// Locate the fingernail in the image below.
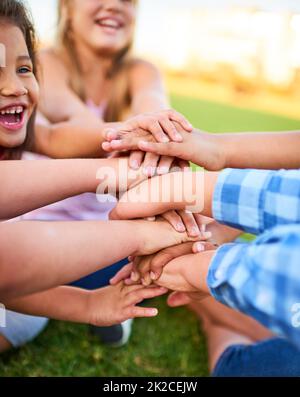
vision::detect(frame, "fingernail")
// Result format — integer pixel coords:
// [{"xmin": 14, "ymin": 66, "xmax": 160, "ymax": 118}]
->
[
  {"xmin": 157, "ymin": 167, "xmax": 168, "ymax": 175},
  {"xmin": 191, "ymin": 227, "xmax": 200, "ymax": 236},
  {"xmin": 203, "ymin": 231, "xmax": 212, "ymax": 239},
  {"xmin": 130, "ymin": 160, "xmax": 139, "ymax": 170},
  {"xmin": 201, "ymin": 224, "xmax": 206, "ymax": 233},
  {"xmin": 110, "ymin": 140, "xmax": 120, "ymax": 148},
  {"xmin": 150, "ymin": 309, "xmax": 158, "ymax": 316},
  {"xmin": 105, "ymin": 129, "xmax": 117, "ymax": 139},
  {"xmin": 195, "ymin": 242, "xmax": 205, "ymax": 252},
  {"xmin": 150, "ymin": 271, "xmax": 157, "ymax": 280},
  {"xmin": 175, "ymin": 133, "xmax": 183, "ymax": 141},
  {"xmin": 176, "ymin": 222, "xmax": 186, "ymax": 232},
  {"xmin": 143, "ymin": 167, "xmax": 155, "ymax": 177},
  {"xmin": 147, "ymin": 217, "xmax": 156, "ymax": 222},
  {"xmin": 161, "ymin": 136, "xmax": 170, "ymax": 143},
  {"xmin": 131, "ymin": 272, "xmax": 138, "ymax": 281}
]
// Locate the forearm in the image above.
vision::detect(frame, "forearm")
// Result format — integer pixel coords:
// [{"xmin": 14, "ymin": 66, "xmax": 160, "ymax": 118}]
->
[
  {"xmin": 0, "ymin": 157, "xmax": 130, "ymax": 219},
  {"xmin": 0, "ymin": 220, "xmax": 140, "ymax": 300},
  {"xmin": 34, "ymin": 121, "xmax": 112, "ymax": 159},
  {"xmin": 207, "ymin": 224, "xmax": 300, "ymax": 348},
  {"xmin": 219, "ymin": 131, "xmax": 300, "ymax": 169},
  {"xmin": 131, "ymin": 91, "xmax": 169, "ymax": 115},
  {"xmin": 112, "ymin": 170, "xmax": 218, "ymax": 220},
  {"xmin": 4, "ymin": 286, "xmax": 90, "ymax": 324}
]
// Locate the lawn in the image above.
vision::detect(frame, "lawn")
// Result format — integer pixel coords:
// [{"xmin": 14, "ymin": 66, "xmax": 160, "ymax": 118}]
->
[{"xmin": 1, "ymin": 95, "xmax": 300, "ymax": 377}]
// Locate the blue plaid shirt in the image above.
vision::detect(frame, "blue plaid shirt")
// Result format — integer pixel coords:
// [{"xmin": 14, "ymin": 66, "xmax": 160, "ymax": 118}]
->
[{"xmin": 208, "ymin": 168, "xmax": 300, "ymax": 348}]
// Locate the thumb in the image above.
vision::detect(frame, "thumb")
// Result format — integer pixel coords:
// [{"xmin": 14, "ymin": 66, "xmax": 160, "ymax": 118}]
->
[
  {"xmin": 167, "ymin": 291, "xmax": 192, "ymax": 307},
  {"xmin": 192, "ymin": 241, "xmax": 217, "ymax": 253},
  {"xmin": 138, "ymin": 141, "xmax": 174, "ymax": 157}
]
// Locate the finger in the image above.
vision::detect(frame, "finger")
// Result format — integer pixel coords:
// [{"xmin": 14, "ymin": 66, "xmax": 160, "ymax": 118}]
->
[
  {"xmin": 131, "ymin": 257, "xmax": 142, "ymax": 282},
  {"xmin": 107, "ymin": 139, "xmax": 136, "ymax": 152},
  {"xmin": 167, "ymin": 291, "xmax": 192, "ymax": 307},
  {"xmin": 124, "ymin": 277, "xmax": 138, "ymax": 285},
  {"xmin": 104, "ymin": 129, "xmax": 120, "ymax": 141},
  {"xmin": 138, "ymin": 140, "xmax": 174, "ymax": 157},
  {"xmin": 178, "ymin": 160, "xmax": 190, "ymax": 171},
  {"xmin": 129, "ymin": 150, "xmax": 144, "ymax": 170},
  {"xmin": 110, "ymin": 263, "xmax": 134, "ymax": 285},
  {"xmin": 127, "ymin": 286, "xmax": 168, "ymax": 306},
  {"xmin": 159, "ymin": 118, "xmax": 182, "ymax": 142},
  {"xmin": 146, "ymin": 120, "xmax": 170, "ymax": 143},
  {"xmin": 125, "ymin": 306, "xmax": 158, "ymax": 319},
  {"xmin": 167, "ymin": 110, "xmax": 193, "ymax": 132},
  {"xmin": 143, "ymin": 152, "xmax": 160, "ymax": 177},
  {"xmin": 157, "ymin": 156, "xmax": 174, "ymax": 175},
  {"xmin": 193, "ymin": 214, "xmax": 213, "ymax": 240},
  {"xmin": 102, "ymin": 141, "xmax": 115, "ymax": 153},
  {"xmin": 192, "ymin": 241, "xmax": 217, "ymax": 253},
  {"xmin": 141, "ymin": 272, "xmax": 152, "ymax": 286},
  {"xmin": 178, "ymin": 210, "xmax": 201, "ymax": 237},
  {"xmin": 150, "ymin": 242, "xmax": 194, "ymax": 281},
  {"xmin": 161, "ymin": 210, "xmax": 186, "ymax": 233}
]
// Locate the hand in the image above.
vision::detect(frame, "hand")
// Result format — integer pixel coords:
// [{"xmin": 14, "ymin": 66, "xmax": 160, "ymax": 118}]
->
[
  {"xmin": 110, "ymin": 241, "xmax": 216, "ymax": 287},
  {"xmin": 87, "ymin": 283, "xmax": 168, "ymax": 327},
  {"xmin": 103, "ymin": 121, "xmax": 225, "ymax": 171},
  {"xmin": 154, "ymin": 249, "xmax": 216, "ymax": 297},
  {"xmin": 102, "ymin": 109, "xmax": 193, "ymax": 147},
  {"xmin": 161, "ymin": 211, "xmax": 213, "ymax": 238},
  {"xmin": 109, "ymin": 171, "xmax": 218, "ymax": 220},
  {"xmin": 134, "ymin": 217, "xmax": 203, "ymax": 257},
  {"xmin": 102, "ymin": 110, "xmax": 193, "ymax": 174}
]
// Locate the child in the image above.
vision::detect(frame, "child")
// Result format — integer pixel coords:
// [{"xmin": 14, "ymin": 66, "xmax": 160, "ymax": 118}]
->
[
  {"xmin": 0, "ymin": 0, "xmax": 199, "ymax": 352},
  {"xmin": 107, "ymin": 124, "xmax": 300, "ymax": 375}
]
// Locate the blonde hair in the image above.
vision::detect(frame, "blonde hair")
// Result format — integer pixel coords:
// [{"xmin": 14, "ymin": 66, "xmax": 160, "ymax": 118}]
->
[{"xmin": 56, "ymin": 0, "xmax": 137, "ymax": 122}]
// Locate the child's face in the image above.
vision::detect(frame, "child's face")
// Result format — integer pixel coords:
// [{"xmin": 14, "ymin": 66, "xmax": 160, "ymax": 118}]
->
[
  {"xmin": 0, "ymin": 24, "xmax": 39, "ymax": 150},
  {"xmin": 71, "ymin": 0, "xmax": 136, "ymax": 56}
]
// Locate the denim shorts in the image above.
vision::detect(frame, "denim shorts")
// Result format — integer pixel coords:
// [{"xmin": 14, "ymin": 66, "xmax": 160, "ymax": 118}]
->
[
  {"xmin": 213, "ymin": 338, "xmax": 300, "ymax": 377},
  {"xmin": 0, "ymin": 310, "xmax": 48, "ymax": 348}
]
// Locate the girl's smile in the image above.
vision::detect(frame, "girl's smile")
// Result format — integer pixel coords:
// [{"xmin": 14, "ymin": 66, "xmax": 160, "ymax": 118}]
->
[
  {"xmin": 0, "ymin": 103, "xmax": 28, "ymax": 132},
  {"xmin": 0, "ymin": 24, "xmax": 39, "ymax": 149}
]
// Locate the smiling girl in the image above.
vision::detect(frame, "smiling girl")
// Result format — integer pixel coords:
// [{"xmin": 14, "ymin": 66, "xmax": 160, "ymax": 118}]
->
[{"xmin": 0, "ymin": 0, "xmax": 199, "ymax": 354}]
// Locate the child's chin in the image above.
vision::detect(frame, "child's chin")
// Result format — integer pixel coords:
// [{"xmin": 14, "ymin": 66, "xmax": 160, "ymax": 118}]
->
[{"xmin": 0, "ymin": 129, "xmax": 27, "ymax": 150}]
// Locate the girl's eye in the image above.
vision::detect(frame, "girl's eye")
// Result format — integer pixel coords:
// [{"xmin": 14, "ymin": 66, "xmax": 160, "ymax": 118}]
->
[{"xmin": 17, "ymin": 66, "xmax": 32, "ymax": 74}]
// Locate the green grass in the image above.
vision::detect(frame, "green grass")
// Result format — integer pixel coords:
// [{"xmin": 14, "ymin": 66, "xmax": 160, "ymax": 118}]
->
[{"xmin": 1, "ymin": 95, "xmax": 300, "ymax": 377}]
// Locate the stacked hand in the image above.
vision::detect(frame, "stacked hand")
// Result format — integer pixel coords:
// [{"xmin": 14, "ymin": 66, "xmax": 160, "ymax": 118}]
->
[{"xmin": 101, "ymin": 109, "xmax": 240, "ymax": 307}]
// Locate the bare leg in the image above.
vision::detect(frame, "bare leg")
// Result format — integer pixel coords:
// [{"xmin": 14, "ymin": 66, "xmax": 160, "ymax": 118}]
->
[
  {"xmin": 0, "ymin": 335, "xmax": 12, "ymax": 353},
  {"xmin": 189, "ymin": 297, "xmax": 273, "ymax": 342},
  {"xmin": 201, "ymin": 313, "xmax": 252, "ymax": 372}
]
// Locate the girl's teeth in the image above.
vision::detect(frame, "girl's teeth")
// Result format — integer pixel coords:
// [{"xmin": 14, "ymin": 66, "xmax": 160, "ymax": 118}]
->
[{"xmin": 0, "ymin": 106, "xmax": 24, "ymax": 115}]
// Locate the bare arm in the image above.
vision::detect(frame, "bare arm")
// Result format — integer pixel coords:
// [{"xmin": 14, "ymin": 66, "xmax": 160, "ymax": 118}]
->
[
  {"xmin": 0, "ymin": 157, "xmax": 144, "ymax": 220},
  {"xmin": 33, "ymin": 121, "xmax": 120, "ymax": 159},
  {"xmin": 3, "ymin": 283, "xmax": 166, "ymax": 326},
  {"xmin": 0, "ymin": 218, "xmax": 197, "ymax": 300},
  {"xmin": 129, "ymin": 60, "xmax": 169, "ymax": 114}
]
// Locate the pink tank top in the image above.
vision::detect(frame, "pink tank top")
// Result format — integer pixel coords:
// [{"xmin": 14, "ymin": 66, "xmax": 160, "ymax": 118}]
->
[{"xmin": 22, "ymin": 101, "xmax": 117, "ymax": 222}]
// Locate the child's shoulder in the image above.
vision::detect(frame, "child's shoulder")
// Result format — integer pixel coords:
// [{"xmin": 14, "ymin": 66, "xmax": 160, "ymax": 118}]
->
[{"xmin": 38, "ymin": 47, "xmax": 68, "ymax": 75}]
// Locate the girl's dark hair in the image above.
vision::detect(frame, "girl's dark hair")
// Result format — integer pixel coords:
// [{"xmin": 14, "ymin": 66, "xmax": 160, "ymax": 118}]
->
[{"xmin": 0, "ymin": 0, "xmax": 37, "ymax": 160}]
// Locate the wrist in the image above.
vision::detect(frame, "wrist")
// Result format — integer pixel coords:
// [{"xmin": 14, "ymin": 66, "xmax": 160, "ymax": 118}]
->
[
  {"xmin": 184, "ymin": 251, "xmax": 215, "ymax": 294},
  {"xmin": 217, "ymin": 134, "xmax": 237, "ymax": 169},
  {"xmin": 203, "ymin": 171, "xmax": 219, "ymax": 217}
]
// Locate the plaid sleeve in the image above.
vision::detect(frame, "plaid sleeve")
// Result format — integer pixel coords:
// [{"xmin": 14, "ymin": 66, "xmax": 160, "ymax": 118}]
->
[
  {"xmin": 213, "ymin": 168, "xmax": 300, "ymax": 234},
  {"xmin": 207, "ymin": 224, "xmax": 300, "ymax": 349}
]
